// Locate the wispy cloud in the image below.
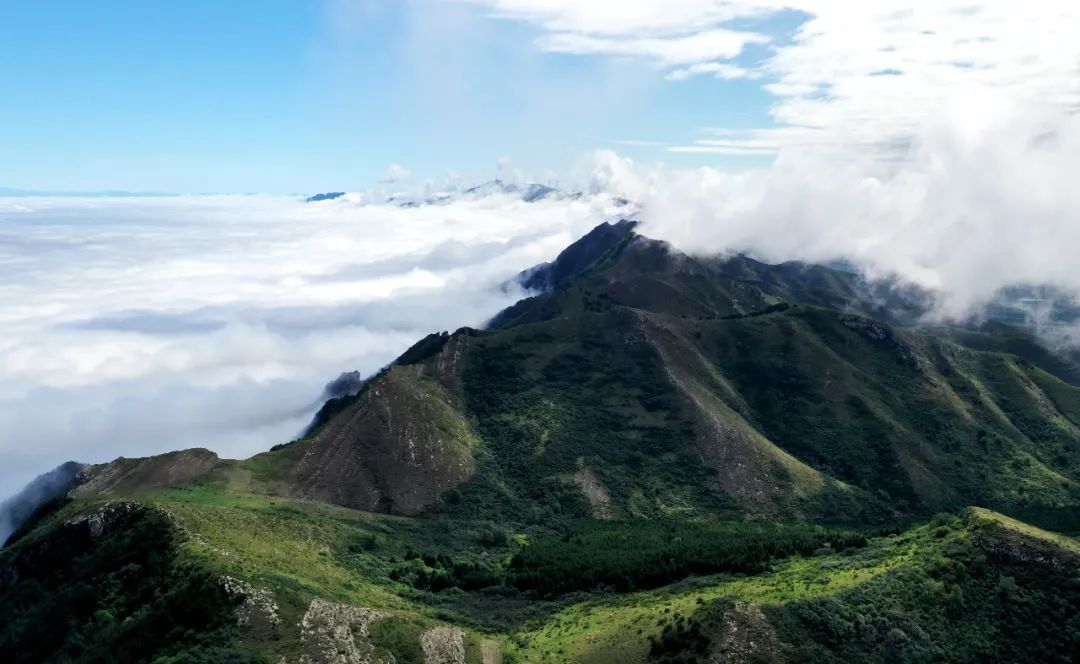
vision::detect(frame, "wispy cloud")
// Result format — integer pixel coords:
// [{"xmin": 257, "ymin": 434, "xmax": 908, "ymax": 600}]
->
[
  {"xmin": 457, "ymin": 1, "xmax": 1080, "ymax": 163},
  {"xmin": 665, "ymin": 61, "xmax": 757, "ymax": 81},
  {"xmin": 536, "ymin": 28, "xmax": 767, "ymax": 67},
  {"xmin": 379, "ymin": 163, "xmax": 413, "ymax": 183},
  {"xmin": 615, "ymin": 139, "xmax": 667, "ymax": 148}
]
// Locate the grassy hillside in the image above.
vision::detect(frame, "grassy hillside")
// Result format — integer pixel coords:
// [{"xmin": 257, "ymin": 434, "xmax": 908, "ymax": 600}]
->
[{"xmin": 4, "ymin": 489, "xmax": 1077, "ymax": 663}]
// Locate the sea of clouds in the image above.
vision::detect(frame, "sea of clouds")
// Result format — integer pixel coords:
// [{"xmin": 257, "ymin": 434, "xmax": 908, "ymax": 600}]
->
[{"xmin": 0, "ymin": 192, "xmax": 623, "ymax": 498}]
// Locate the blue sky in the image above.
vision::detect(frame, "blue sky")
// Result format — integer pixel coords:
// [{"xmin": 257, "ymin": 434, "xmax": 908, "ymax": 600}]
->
[
  {"xmin": 3, "ymin": 1, "xmax": 1076, "ymax": 194},
  {"xmin": 0, "ymin": 1, "xmax": 789, "ymax": 193}
]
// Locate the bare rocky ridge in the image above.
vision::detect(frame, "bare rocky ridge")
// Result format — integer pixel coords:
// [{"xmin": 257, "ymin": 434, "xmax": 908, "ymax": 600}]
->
[
  {"xmin": 74, "ymin": 449, "xmax": 226, "ymax": 497},
  {"xmin": 280, "ymin": 331, "xmax": 477, "ymax": 514}
]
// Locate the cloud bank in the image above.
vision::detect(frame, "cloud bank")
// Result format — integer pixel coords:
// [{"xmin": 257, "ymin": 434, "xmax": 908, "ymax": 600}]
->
[
  {"xmin": 595, "ymin": 97, "xmax": 1080, "ymax": 320},
  {"xmin": 0, "ymin": 193, "xmax": 621, "ymax": 499},
  {"xmin": 460, "ymin": 0, "xmax": 1080, "ymax": 322}
]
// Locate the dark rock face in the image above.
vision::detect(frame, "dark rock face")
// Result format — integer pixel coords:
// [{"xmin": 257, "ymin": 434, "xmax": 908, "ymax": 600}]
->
[
  {"xmin": 66, "ymin": 502, "xmax": 141, "ymax": 539},
  {"xmin": 971, "ymin": 519, "xmax": 1080, "ymax": 570},
  {"xmin": 840, "ymin": 313, "xmax": 892, "ymax": 341}
]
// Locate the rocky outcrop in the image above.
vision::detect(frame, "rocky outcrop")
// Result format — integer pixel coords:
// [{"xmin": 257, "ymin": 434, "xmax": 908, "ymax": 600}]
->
[
  {"xmin": 298, "ymin": 599, "xmax": 391, "ymax": 664},
  {"xmin": 571, "ymin": 467, "xmax": 613, "ymax": 519},
  {"xmin": 420, "ymin": 626, "xmax": 466, "ymax": 664},
  {"xmin": 709, "ymin": 603, "xmax": 783, "ymax": 664},
  {"xmin": 219, "ymin": 576, "xmax": 281, "ymax": 630},
  {"xmin": 66, "ymin": 501, "xmax": 141, "ymax": 538},
  {"xmin": 968, "ymin": 511, "xmax": 1080, "ymax": 570},
  {"xmin": 838, "ymin": 314, "xmax": 918, "ymax": 366}
]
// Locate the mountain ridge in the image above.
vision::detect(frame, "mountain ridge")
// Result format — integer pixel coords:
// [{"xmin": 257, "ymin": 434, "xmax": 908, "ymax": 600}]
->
[{"xmin": 36, "ymin": 219, "xmax": 1080, "ymax": 529}]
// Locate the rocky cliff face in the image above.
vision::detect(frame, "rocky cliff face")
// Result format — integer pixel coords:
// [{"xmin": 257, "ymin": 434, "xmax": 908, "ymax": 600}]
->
[{"xmin": 277, "ymin": 330, "xmax": 478, "ymax": 515}]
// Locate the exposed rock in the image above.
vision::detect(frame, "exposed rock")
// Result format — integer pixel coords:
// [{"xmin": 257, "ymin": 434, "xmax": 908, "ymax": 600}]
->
[
  {"xmin": 66, "ymin": 501, "xmax": 140, "ymax": 539},
  {"xmin": 220, "ymin": 576, "xmax": 281, "ymax": 630},
  {"xmin": 709, "ymin": 603, "xmax": 783, "ymax": 664},
  {"xmin": 969, "ymin": 517, "xmax": 1080, "ymax": 570},
  {"xmin": 420, "ymin": 626, "xmax": 466, "ymax": 664},
  {"xmin": 839, "ymin": 313, "xmax": 891, "ymax": 341},
  {"xmin": 299, "ymin": 599, "xmax": 391, "ymax": 664},
  {"xmin": 571, "ymin": 467, "xmax": 613, "ymax": 519},
  {"xmin": 839, "ymin": 313, "xmax": 919, "ymax": 367}
]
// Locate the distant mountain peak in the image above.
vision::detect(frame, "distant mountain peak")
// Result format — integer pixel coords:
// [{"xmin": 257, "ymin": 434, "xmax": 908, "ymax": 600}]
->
[{"xmin": 304, "ymin": 191, "xmax": 346, "ymax": 202}]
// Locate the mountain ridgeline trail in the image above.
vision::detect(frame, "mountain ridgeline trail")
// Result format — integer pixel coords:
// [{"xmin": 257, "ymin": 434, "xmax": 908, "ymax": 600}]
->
[{"xmin": 4, "ymin": 220, "xmax": 1080, "ymax": 663}]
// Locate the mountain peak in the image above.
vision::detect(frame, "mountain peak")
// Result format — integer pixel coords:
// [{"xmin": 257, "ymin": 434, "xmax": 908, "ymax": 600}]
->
[{"xmin": 518, "ymin": 219, "xmax": 640, "ymax": 293}]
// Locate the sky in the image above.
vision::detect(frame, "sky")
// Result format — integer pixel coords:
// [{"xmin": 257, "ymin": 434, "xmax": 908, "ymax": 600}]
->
[
  {"xmin": 2, "ymin": 1, "xmax": 1080, "ymax": 497},
  {"xmin": 1, "ymin": 0, "xmax": 788, "ymax": 193}
]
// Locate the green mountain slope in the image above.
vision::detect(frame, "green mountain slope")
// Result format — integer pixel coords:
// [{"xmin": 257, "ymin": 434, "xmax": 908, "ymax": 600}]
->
[
  {"xmin": 239, "ymin": 221, "xmax": 1080, "ymax": 525},
  {"xmin": 5, "ymin": 221, "xmax": 1080, "ymax": 662}
]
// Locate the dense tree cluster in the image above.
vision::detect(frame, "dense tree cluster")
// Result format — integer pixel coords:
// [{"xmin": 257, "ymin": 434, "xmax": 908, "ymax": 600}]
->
[
  {"xmin": 0, "ymin": 507, "xmax": 253, "ymax": 663},
  {"xmin": 507, "ymin": 520, "xmax": 867, "ymax": 597}
]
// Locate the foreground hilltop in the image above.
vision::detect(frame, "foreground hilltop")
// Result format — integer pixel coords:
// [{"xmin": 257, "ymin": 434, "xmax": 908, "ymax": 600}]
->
[{"xmin": 3, "ymin": 221, "xmax": 1080, "ymax": 663}]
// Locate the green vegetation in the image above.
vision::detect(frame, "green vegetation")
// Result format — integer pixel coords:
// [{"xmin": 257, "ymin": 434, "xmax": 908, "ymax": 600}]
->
[
  {"xmin": 0, "ymin": 505, "xmax": 255, "ymax": 664},
  {"xmin": 369, "ymin": 616, "xmax": 427, "ymax": 664},
  {"xmin": 764, "ymin": 513, "xmax": 1080, "ymax": 663},
  {"xmin": 507, "ymin": 520, "xmax": 868, "ymax": 596},
  {"xmin": 452, "ymin": 309, "xmax": 714, "ymax": 525}
]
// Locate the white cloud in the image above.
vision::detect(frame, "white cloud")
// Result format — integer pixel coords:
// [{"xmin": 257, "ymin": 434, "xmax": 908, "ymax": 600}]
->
[
  {"xmin": 0, "ymin": 193, "xmax": 622, "ymax": 498},
  {"xmin": 665, "ymin": 61, "xmax": 756, "ymax": 81},
  {"xmin": 480, "ymin": 1, "xmax": 1080, "ymax": 331},
  {"xmin": 459, "ymin": 0, "xmax": 775, "ymax": 70},
  {"xmin": 462, "ymin": 0, "xmax": 774, "ymax": 37},
  {"xmin": 458, "ymin": 1, "xmax": 1080, "ymax": 165},
  {"xmin": 592, "ymin": 95, "xmax": 1080, "ymax": 319}
]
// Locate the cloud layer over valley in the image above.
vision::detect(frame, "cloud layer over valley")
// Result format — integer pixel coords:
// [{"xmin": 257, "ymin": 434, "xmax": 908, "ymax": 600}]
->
[{"xmin": 0, "ymin": 193, "xmax": 621, "ymax": 498}]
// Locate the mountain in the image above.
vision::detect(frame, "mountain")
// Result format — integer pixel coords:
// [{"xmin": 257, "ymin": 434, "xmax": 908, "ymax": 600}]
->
[
  {"xmin": 308, "ymin": 179, "xmax": 577, "ymax": 209},
  {"xmin": 305, "ymin": 191, "xmax": 346, "ymax": 202},
  {"xmin": 3, "ymin": 222, "xmax": 1080, "ymax": 663}
]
